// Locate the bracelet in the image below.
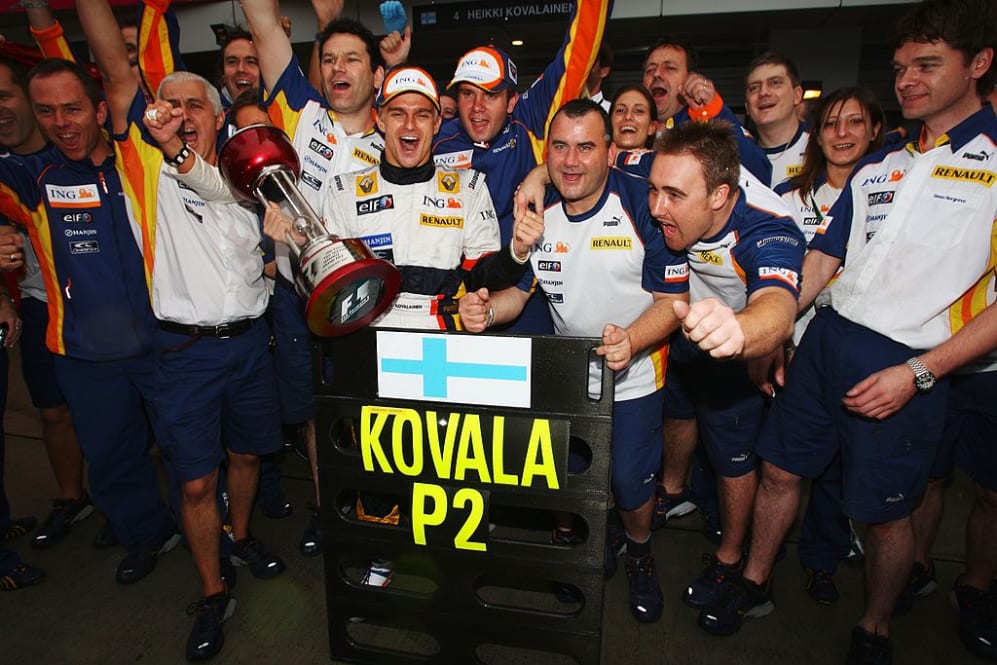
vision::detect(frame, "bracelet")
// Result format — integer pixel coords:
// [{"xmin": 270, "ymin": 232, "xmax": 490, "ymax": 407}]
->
[
  {"xmin": 486, "ymin": 306, "xmax": 495, "ymax": 329},
  {"xmin": 19, "ymin": 0, "xmax": 50, "ymax": 8},
  {"xmin": 164, "ymin": 142, "xmax": 191, "ymax": 168},
  {"xmin": 509, "ymin": 241, "xmax": 529, "ymax": 265}
]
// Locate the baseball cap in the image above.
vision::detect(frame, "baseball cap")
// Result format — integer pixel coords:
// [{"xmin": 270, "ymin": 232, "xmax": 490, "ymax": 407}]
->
[
  {"xmin": 377, "ymin": 66, "xmax": 441, "ymax": 111},
  {"xmin": 448, "ymin": 46, "xmax": 518, "ymax": 92}
]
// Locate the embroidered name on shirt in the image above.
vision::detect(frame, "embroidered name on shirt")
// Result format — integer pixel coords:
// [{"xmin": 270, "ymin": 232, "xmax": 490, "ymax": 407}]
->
[
  {"xmin": 697, "ymin": 250, "xmax": 723, "ymax": 265},
  {"xmin": 45, "ymin": 184, "xmax": 101, "ymax": 208},
  {"xmin": 353, "ymin": 148, "xmax": 379, "ymax": 165},
  {"xmin": 930, "ymin": 166, "xmax": 995, "ymax": 187},
  {"xmin": 590, "ymin": 237, "xmax": 632, "ymax": 250},
  {"xmin": 420, "ymin": 214, "xmax": 464, "ymax": 228}
]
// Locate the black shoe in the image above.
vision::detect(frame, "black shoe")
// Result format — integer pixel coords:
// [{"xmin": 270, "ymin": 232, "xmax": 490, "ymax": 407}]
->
[
  {"xmin": 624, "ymin": 551, "xmax": 664, "ymax": 623},
  {"xmin": 805, "ymin": 568, "xmax": 839, "ymax": 604},
  {"xmin": 92, "ymin": 521, "xmax": 118, "ymax": 549},
  {"xmin": 185, "ymin": 591, "xmax": 236, "ymax": 662},
  {"xmin": 845, "ymin": 626, "xmax": 892, "ymax": 665},
  {"xmin": 2, "ymin": 516, "xmax": 37, "ymax": 542},
  {"xmin": 683, "ymin": 553, "xmax": 742, "ymax": 610},
  {"xmin": 0, "ymin": 562, "xmax": 45, "ymax": 590},
  {"xmin": 697, "ymin": 574, "xmax": 774, "ymax": 636},
  {"xmin": 551, "ymin": 528, "xmax": 583, "ymax": 604},
  {"xmin": 30, "ymin": 494, "xmax": 94, "ymax": 549},
  {"xmin": 231, "ymin": 537, "xmax": 285, "ymax": 579},
  {"xmin": 604, "ymin": 509, "xmax": 626, "ymax": 580},
  {"xmin": 259, "ymin": 495, "xmax": 294, "ymax": 520},
  {"xmin": 299, "ymin": 507, "xmax": 322, "ymax": 557},
  {"xmin": 651, "ymin": 485, "xmax": 697, "ymax": 530},
  {"xmin": 951, "ymin": 579, "xmax": 997, "ymax": 661},
  {"xmin": 116, "ymin": 532, "xmax": 181, "ymax": 585}
]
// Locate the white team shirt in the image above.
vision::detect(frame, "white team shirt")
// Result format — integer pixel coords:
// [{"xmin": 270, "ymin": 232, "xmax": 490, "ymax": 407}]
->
[
  {"xmin": 153, "ymin": 154, "xmax": 268, "ymax": 325},
  {"xmin": 814, "ymin": 108, "xmax": 997, "ymax": 354}
]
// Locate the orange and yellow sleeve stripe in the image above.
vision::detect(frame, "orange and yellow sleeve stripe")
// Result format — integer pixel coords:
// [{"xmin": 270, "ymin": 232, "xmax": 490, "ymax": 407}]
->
[
  {"xmin": 30, "ymin": 22, "xmax": 75, "ymax": 61},
  {"xmin": 0, "ymin": 181, "xmax": 67, "ymax": 355},
  {"xmin": 535, "ymin": 0, "xmax": 613, "ymax": 161},
  {"xmin": 114, "ymin": 127, "xmax": 162, "ymax": 291},
  {"xmin": 138, "ymin": 0, "xmax": 183, "ymax": 95},
  {"xmin": 948, "ymin": 218, "xmax": 997, "ymax": 335}
]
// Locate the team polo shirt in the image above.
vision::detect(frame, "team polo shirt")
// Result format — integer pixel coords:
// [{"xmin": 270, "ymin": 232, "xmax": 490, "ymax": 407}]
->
[
  {"xmin": 779, "ymin": 176, "xmax": 841, "ymax": 343},
  {"xmin": 0, "ymin": 147, "xmax": 155, "ymax": 360},
  {"xmin": 322, "ymin": 162, "xmax": 500, "ymax": 330},
  {"xmin": 812, "ymin": 105, "xmax": 997, "ymax": 354},
  {"xmin": 764, "ymin": 125, "xmax": 810, "ymax": 188},
  {"xmin": 778, "ymin": 175, "xmax": 840, "ymax": 244},
  {"xmin": 519, "ymin": 169, "xmax": 689, "ymax": 401},
  {"xmin": 264, "ymin": 55, "xmax": 384, "ymax": 204},
  {"xmin": 263, "ymin": 56, "xmax": 385, "ymax": 280},
  {"xmin": 114, "ymin": 94, "xmax": 268, "ymax": 326},
  {"xmin": 687, "ymin": 185, "xmax": 804, "ymax": 308}
]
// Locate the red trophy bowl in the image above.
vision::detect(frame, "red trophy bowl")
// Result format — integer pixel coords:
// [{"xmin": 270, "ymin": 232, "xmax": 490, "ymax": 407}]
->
[{"xmin": 219, "ymin": 124, "xmax": 400, "ymax": 337}]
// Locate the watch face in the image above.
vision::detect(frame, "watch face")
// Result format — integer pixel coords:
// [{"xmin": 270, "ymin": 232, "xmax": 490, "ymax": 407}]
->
[{"xmin": 915, "ymin": 373, "xmax": 935, "ymax": 391}]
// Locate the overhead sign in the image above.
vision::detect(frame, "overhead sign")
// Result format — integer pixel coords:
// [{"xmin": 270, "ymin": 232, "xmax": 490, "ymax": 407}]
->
[{"xmin": 413, "ymin": 1, "xmax": 574, "ymax": 28}]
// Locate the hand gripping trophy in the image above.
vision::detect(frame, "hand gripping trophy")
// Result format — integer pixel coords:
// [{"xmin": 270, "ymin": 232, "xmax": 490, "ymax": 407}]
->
[{"xmin": 219, "ymin": 125, "xmax": 400, "ymax": 336}]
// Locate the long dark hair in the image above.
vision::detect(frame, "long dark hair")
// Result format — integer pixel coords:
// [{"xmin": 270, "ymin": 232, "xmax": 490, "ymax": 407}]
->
[{"xmin": 791, "ymin": 87, "xmax": 885, "ymax": 197}]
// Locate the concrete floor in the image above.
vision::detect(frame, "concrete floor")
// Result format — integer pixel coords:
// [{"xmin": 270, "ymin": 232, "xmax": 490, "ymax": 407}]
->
[{"xmin": 0, "ymin": 345, "xmax": 984, "ymax": 665}]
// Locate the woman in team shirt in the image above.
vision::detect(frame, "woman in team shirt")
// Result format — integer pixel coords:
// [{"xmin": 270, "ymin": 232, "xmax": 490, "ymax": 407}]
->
[{"xmin": 610, "ymin": 85, "xmax": 659, "ymax": 150}]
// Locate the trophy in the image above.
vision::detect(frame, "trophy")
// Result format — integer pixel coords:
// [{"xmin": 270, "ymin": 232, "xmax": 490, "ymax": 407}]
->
[{"xmin": 219, "ymin": 124, "xmax": 400, "ymax": 337}]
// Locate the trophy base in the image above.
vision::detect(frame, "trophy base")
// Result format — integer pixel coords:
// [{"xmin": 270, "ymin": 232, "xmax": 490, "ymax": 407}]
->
[{"xmin": 299, "ymin": 238, "xmax": 401, "ymax": 337}]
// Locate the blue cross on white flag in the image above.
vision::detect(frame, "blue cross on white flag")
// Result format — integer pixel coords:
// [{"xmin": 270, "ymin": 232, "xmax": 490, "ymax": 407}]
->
[{"xmin": 376, "ymin": 331, "xmax": 532, "ymax": 408}]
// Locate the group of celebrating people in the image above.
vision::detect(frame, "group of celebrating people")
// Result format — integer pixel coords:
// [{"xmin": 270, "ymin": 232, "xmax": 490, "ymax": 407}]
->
[{"xmin": 0, "ymin": 0, "xmax": 994, "ymax": 663}]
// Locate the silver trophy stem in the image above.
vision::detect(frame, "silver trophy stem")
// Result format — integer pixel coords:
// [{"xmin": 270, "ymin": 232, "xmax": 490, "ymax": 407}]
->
[{"xmin": 252, "ymin": 168, "xmax": 329, "ymax": 256}]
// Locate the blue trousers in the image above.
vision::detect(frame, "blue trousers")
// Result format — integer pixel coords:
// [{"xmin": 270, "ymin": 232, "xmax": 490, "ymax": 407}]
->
[{"xmin": 53, "ymin": 353, "xmax": 174, "ymax": 552}]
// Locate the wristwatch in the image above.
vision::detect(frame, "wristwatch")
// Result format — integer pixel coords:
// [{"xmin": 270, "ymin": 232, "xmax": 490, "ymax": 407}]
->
[{"xmin": 905, "ymin": 357, "xmax": 936, "ymax": 392}]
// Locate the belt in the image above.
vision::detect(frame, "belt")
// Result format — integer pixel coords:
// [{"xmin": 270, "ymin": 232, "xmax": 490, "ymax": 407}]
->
[{"xmin": 157, "ymin": 318, "xmax": 256, "ymax": 339}]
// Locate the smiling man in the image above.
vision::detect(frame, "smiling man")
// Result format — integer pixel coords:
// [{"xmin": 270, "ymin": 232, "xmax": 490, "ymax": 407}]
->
[
  {"xmin": 744, "ymin": 52, "xmax": 809, "ymax": 188},
  {"xmin": 702, "ymin": 2, "xmax": 997, "ymax": 664},
  {"xmin": 643, "ymin": 120, "xmax": 803, "ymax": 622},
  {"xmin": 459, "ymin": 99, "xmax": 690, "ymax": 624},
  {"xmin": 0, "ymin": 57, "xmax": 180, "ymax": 592},
  {"xmin": 639, "ymin": 37, "xmax": 772, "ymax": 185}
]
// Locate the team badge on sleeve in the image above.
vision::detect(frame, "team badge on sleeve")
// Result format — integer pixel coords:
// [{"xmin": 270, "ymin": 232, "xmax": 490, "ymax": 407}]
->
[{"xmin": 758, "ymin": 266, "xmax": 800, "ymax": 289}]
